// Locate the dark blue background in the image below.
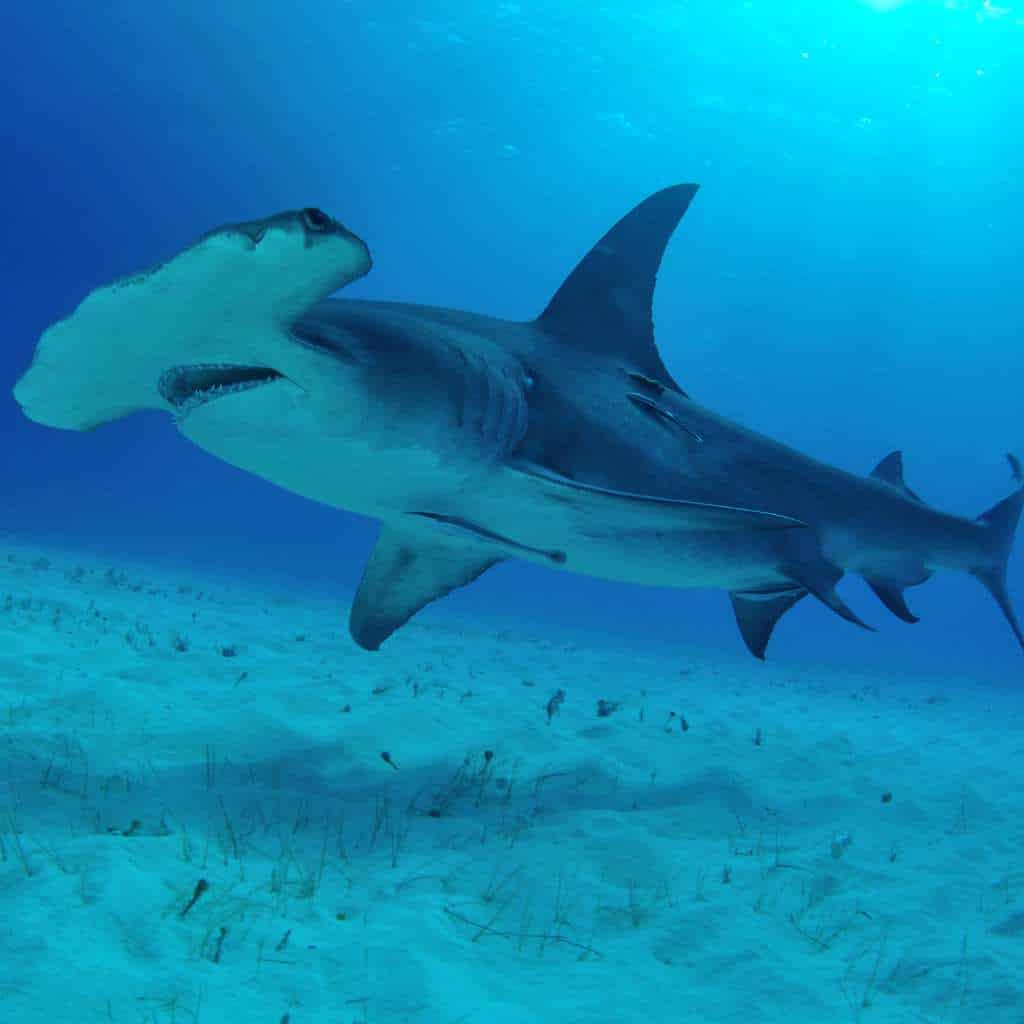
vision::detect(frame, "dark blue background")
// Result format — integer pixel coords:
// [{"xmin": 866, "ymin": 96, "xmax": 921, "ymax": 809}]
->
[{"xmin": 3, "ymin": 1, "xmax": 1022, "ymax": 677}]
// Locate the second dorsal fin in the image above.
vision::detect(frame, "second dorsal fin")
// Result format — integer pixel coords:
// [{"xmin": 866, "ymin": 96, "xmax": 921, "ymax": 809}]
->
[
  {"xmin": 870, "ymin": 450, "xmax": 922, "ymax": 502},
  {"xmin": 534, "ymin": 185, "xmax": 698, "ymax": 391}
]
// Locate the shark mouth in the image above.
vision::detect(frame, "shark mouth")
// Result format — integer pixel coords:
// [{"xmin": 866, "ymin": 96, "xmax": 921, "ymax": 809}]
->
[{"xmin": 158, "ymin": 364, "xmax": 284, "ymax": 414}]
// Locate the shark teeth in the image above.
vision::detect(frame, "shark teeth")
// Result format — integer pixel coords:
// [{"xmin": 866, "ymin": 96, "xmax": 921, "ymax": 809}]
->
[{"xmin": 158, "ymin": 364, "xmax": 283, "ymax": 414}]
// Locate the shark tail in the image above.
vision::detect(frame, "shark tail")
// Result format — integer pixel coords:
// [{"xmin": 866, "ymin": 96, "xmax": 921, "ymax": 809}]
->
[{"xmin": 970, "ymin": 453, "xmax": 1024, "ymax": 650}]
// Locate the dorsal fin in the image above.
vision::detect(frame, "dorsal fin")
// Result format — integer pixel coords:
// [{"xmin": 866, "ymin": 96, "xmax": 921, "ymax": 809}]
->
[
  {"xmin": 870, "ymin": 450, "xmax": 922, "ymax": 502},
  {"xmin": 535, "ymin": 184, "xmax": 698, "ymax": 391},
  {"xmin": 870, "ymin": 450, "xmax": 907, "ymax": 487}
]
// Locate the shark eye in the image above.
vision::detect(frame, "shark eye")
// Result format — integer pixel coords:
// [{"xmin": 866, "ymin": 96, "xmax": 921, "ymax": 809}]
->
[{"xmin": 302, "ymin": 207, "xmax": 331, "ymax": 231}]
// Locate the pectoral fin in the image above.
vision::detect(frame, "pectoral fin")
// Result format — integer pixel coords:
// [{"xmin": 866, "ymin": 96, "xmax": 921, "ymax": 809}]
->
[{"xmin": 350, "ymin": 523, "xmax": 503, "ymax": 650}]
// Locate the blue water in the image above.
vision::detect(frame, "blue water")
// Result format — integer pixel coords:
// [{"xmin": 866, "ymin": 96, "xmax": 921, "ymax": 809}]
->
[{"xmin": 3, "ymin": 1, "xmax": 1022, "ymax": 678}]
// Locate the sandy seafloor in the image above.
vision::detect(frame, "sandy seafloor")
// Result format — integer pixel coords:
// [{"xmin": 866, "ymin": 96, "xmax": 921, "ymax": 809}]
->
[{"xmin": 1, "ymin": 538, "xmax": 1022, "ymax": 1024}]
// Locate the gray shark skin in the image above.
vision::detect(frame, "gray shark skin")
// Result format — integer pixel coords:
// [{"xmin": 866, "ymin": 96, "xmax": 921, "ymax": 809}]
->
[{"xmin": 13, "ymin": 191, "xmax": 1024, "ymax": 657}]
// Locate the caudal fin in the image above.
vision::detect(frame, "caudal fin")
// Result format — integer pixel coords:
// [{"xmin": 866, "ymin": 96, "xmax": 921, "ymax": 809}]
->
[{"xmin": 971, "ymin": 454, "xmax": 1024, "ymax": 650}]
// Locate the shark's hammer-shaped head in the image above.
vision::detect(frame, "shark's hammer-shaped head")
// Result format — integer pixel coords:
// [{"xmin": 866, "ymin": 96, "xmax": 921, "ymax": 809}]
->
[
  {"xmin": 14, "ymin": 203, "xmax": 534, "ymax": 521},
  {"xmin": 13, "ymin": 207, "xmax": 372, "ymax": 432}
]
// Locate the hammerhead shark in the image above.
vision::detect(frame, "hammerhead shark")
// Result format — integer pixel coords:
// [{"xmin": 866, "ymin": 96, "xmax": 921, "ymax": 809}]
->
[{"xmin": 13, "ymin": 187, "xmax": 1023, "ymax": 656}]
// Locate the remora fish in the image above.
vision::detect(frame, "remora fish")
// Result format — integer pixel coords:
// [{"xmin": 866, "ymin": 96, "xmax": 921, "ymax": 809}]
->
[{"xmin": 13, "ymin": 189, "xmax": 1023, "ymax": 656}]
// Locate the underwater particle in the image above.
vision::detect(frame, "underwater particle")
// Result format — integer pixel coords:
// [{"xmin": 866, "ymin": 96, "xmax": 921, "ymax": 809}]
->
[
  {"xmin": 210, "ymin": 925, "xmax": 228, "ymax": 963},
  {"xmin": 830, "ymin": 833, "xmax": 853, "ymax": 860},
  {"xmin": 341, "ymin": 703, "xmax": 352, "ymax": 713},
  {"xmin": 180, "ymin": 878, "xmax": 209, "ymax": 918},
  {"xmin": 106, "ymin": 819, "xmax": 142, "ymax": 837},
  {"xmin": 663, "ymin": 710, "xmax": 690, "ymax": 732},
  {"xmin": 881, "ymin": 791, "xmax": 893, "ymax": 803},
  {"xmin": 380, "ymin": 751, "xmax": 399, "ymax": 770},
  {"xmin": 753, "ymin": 727, "xmax": 763, "ymax": 746},
  {"xmin": 219, "ymin": 644, "xmax": 238, "ymax": 658},
  {"xmin": 990, "ymin": 909, "xmax": 1024, "ymax": 937},
  {"xmin": 546, "ymin": 688, "xmax": 566, "ymax": 724}
]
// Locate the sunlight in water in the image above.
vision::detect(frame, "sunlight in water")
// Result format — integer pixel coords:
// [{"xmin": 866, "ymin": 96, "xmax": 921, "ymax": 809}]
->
[{"xmin": 860, "ymin": 0, "xmax": 1016, "ymax": 14}]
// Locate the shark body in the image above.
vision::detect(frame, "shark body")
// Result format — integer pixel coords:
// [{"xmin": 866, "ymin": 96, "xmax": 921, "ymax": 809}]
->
[{"xmin": 13, "ymin": 187, "xmax": 1023, "ymax": 656}]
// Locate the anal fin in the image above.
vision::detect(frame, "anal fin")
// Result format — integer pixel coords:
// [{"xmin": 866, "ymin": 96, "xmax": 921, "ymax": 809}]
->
[
  {"xmin": 863, "ymin": 564, "xmax": 932, "ymax": 624},
  {"xmin": 864, "ymin": 578, "xmax": 920, "ymax": 624},
  {"xmin": 730, "ymin": 586, "xmax": 808, "ymax": 660},
  {"xmin": 350, "ymin": 522, "xmax": 503, "ymax": 650}
]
